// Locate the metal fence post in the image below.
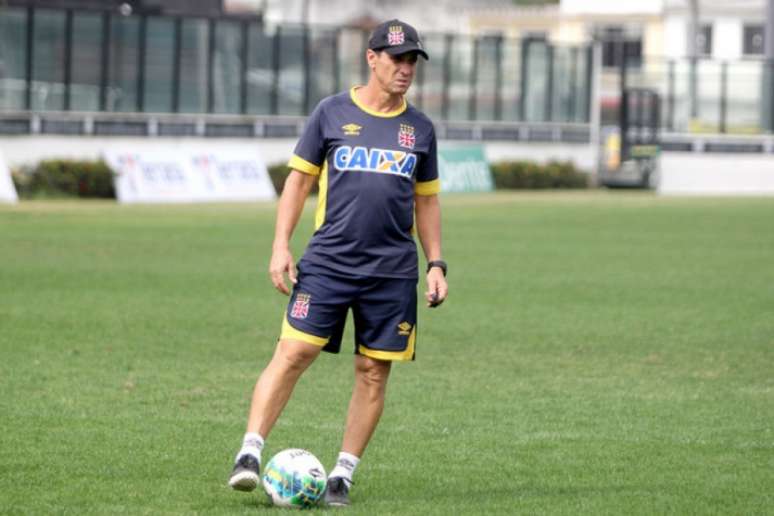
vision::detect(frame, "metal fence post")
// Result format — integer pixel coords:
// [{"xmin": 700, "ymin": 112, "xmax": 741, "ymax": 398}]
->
[
  {"xmin": 206, "ymin": 18, "xmax": 216, "ymax": 113},
  {"xmin": 136, "ymin": 14, "xmax": 147, "ymax": 112},
  {"xmin": 240, "ymin": 19, "xmax": 249, "ymax": 114},
  {"xmin": 302, "ymin": 24, "xmax": 310, "ymax": 115},
  {"xmin": 494, "ymin": 35, "xmax": 503, "ymax": 121},
  {"xmin": 519, "ymin": 39, "xmax": 528, "ymax": 121},
  {"xmin": 667, "ymin": 59, "xmax": 675, "ymax": 131},
  {"xmin": 545, "ymin": 42, "xmax": 554, "ymax": 122},
  {"xmin": 719, "ymin": 61, "xmax": 727, "ymax": 133},
  {"xmin": 270, "ymin": 25, "xmax": 280, "ymax": 115},
  {"xmin": 171, "ymin": 17, "xmax": 182, "ymax": 113},
  {"xmin": 468, "ymin": 36, "xmax": 478, "ymax": 121},
  {"xmin": 584, "ymin": 43, "xmax": 594, "ymax": 123},
  {"xmin": 332, "ymin": 28, "xmax": 340, "ymax": 94},
  {"xmin": 415, "ymin": 43, "xmax": 425, "ymax": 110},
  {"xmin": 63, "ymin": 9, "xmax": 73, "ymax": 111},
  {"xmin": 360, "ymin": 29, "xmax": 369, "ymax": 84},
  {"xmin": 24, "ymin": 6, "xmax": 34, "ymax": 111},
  {"xmin": 441, "ymin": 34, "xmax": 452, "ymax": 120},
  {"xmin": 568, "ymin": 46, "xmax": 578, "ymax": 121},
  {"xmin": 99, "ymin": 11, "xmax": 112, "ymax": 111}
]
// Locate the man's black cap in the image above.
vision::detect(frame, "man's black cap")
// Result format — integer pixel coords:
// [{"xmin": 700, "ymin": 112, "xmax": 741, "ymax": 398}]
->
[{"xmin": 368, "ymin": 19, "xmax": 429, "ymax": 60}]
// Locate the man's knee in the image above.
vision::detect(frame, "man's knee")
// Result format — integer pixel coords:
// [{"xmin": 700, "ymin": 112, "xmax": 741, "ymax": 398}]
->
[
  {"xmin": 354, "ymin": 355, "xmax": 392, "ymax": 391},
  {"xmin": 274, "ymin": 339, "xmax": 321, "ymax": 372}
]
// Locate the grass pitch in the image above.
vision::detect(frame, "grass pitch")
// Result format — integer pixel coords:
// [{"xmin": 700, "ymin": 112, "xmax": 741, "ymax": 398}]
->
[{"xmin": 1, "ymin": 192, "xmax": 773, "ymax": 515}]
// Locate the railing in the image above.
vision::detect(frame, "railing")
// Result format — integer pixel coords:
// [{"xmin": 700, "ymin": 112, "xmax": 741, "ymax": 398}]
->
[
  {"xmin": 613, "ymin": 55, "xmax": 774, "ymax": 134},
  {"xmin": 0, "ymin": 5, "xmax": 592, "ymax": 124}
]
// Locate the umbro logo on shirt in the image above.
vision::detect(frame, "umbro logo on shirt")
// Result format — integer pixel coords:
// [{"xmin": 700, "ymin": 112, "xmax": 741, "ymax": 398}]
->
[{"xmin": 342, "ymin": 123, "xmax": 362, "ymax": 136}]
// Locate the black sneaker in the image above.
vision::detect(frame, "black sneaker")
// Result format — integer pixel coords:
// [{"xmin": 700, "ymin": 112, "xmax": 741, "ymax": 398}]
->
[
  {"xmin": 324, "ymin": 477, "xmax": 351, "ymax": 507},
  {"xmin": 228, "ymin": 454, "xmax": 260, "ymax": 491}
]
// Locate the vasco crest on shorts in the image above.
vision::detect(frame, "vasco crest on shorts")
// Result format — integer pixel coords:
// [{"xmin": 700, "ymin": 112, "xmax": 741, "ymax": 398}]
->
[{"xmin": 290, "ymin": 293, "xmax": 311, "ymax": 319}]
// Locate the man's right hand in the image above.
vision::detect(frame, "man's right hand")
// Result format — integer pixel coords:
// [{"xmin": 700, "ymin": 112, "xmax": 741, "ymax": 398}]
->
[{"xmin": 269, "ymin": 246, "xmax": 297, "ymax": 295}]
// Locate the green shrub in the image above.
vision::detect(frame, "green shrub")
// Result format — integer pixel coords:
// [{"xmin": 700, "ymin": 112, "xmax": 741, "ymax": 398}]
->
[
  {"xmin": 267, "ymin": 162, "xmax": 318, "ymax": 196},
  {"xmin": 491, "ymin": 160, "xmax": 588, "ymax": 189},
  {"xmin": 13, "ymin": 159, "xmax": 116, "ymax": 198}
]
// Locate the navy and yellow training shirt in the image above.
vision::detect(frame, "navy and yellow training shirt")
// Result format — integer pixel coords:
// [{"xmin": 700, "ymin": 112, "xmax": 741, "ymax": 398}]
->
[{"xmin": 287, "ymin": 87, "xmax": 440, "ymax": 279}]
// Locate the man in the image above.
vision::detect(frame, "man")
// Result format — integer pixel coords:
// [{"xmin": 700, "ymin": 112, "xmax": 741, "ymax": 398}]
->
[{"xmin": 228, "ymin": 19, "xmax": 448, "ymax": 507}]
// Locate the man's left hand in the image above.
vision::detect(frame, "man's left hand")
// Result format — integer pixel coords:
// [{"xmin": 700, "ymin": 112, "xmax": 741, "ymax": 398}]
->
[{"xmin": 425, "ymin": 267, "xmax": 448, "ymax": 308}]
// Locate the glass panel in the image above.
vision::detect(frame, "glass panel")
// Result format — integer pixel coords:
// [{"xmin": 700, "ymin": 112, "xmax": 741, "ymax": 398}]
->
[
  {"xmin": 179, "ymin": 19, "xmax": 208, "ymax": 113},
  {"xmin": 108, "ymin": 15, "xmax": 139, "ymax": 112},
  {"xmin": 500, "ymin": 39, "xmax": 521, "ymax": 122},
  {"xmin": 726, "ymin": 60, "xmax": 763, "ymax": 132},
  {"xmin": 246, "ymin": 22, "xmax": 272, "ymax": 115},
  {"xmin": 448, "ymin": 35, "xmax": 473, "ymax": 121},
  {"xmin": 144, "ymin": 17, "xmax": 174, "ymax": 112},
  {"xmin": 0, "ymin": 8, "xmax": 28, "ymax": 110},
  {"xmin": 336, "ymin": 28, "xmax": 367, "ymax": 93},
  {"xmin": 475, "ymin": 36, "xmax": 499, "ymax": 121},
  {"xmin": 277, "ymin": 25, "xmax": 304, "ymax": 115},
  {"xmin": 69, "ymin": 13, "xmax": 101, "ymax": 111},
  {"xmin": 552, "ymin": 46, "xmax": 572, "ymax": 122},
  {"xmin": 573, "ymin": 47, "xmax": 590, "ymax": 123},
  {"xmin": 308, "ymin": 26, "xmax": 337, "ymax": 110},
  {"xmin": 694, "ymin": 59, "xmax": 722, "ymax": 132},
  {"xmin": 523, "ymin": 39, "xmax": 548, "ymax": 122},
  {"xmin": 415, "ymin": 33, "xmax": 445, "ymax": 120},
  {"xmin": 32, "ymin": 9, "xmax": 66, "ymax": 111},
  {"xmin": 212, "ymin": 20, "xmax": 241, "ymax": 114}
]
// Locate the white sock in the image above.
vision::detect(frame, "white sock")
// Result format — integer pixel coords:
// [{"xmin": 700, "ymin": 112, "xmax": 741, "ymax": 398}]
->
[
  {"xmin": 235, "ymin": 432, "xmax": 264, "ymax": 463},
  {"xmin": 329, "ymin": 452, "xmax": 360, "ymax": 485}
]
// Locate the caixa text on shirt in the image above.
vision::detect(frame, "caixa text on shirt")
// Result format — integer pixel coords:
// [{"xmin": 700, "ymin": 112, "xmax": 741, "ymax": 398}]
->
[{"xmin": 333, "ymin": 146, "xmax": 417, "ymax": 178}]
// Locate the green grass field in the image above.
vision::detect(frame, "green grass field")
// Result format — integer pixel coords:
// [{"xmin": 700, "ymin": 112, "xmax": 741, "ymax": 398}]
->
[{"xmin": 1, "ymin": 192, "xmax": 773, "ymax": 515}]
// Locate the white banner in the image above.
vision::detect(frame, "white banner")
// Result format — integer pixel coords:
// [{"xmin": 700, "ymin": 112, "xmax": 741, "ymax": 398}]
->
[
  {"xmin": 188, "ymin": 148, "xmax": 277, "ymax": 202},
  {"xmin": 0, "ymin": 150, "xmax": 19, "ymax": 204},
  {"xmin": 103, "ymin": 146, "xmax": 276, "ymax": 204}
]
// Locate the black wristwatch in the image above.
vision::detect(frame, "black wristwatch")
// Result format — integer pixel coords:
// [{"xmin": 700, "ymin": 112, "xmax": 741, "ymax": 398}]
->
[{"xmin": 426, "ymin": 260, "xmax": 447, "ymax": 277}]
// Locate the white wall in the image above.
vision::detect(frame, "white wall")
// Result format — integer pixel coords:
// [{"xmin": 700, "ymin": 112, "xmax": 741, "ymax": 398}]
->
[
  {"xmin": 659, "ymin": 153, "xmax": 774, "ymax": 195},
  {"xmin": 561, "ymin": 0, "xmax": 664, "ymax": 16},
  {"xmin": 713, "ymin": 17, "xmax": 743, "ymax": 59},
  {"xmin": 0, "ymin": 136, "xmax": 298, "ymax": 168},
  {"xmin": 0, "ymin": 135, "xmax": 596, "ymax": 173},
  {"xmin": 663, "ymin": 15, "xmax": 687, "ymax": 58}
]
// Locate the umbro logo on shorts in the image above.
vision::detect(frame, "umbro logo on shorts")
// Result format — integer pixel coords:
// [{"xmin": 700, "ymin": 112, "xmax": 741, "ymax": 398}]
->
[{"xmin": 397, "ymin": 321, "xmax": 412, "ymax": 336}]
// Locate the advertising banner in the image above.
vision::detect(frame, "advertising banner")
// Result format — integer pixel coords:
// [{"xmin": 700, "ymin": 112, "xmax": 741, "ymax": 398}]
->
[
  {"xmin": 0, "ymin": 150, "xmax": 19, "ymax": 204},
  {"xmin": 187, "ymin": 148, "xmax": 276, "ymax": 202},
  {"xmin": 438, "ymin": 145, "xmax": 494, "ymax": 193},
  {"xmin": 103, "ymin": 146, "xmax": 276, "ymax": 204}
]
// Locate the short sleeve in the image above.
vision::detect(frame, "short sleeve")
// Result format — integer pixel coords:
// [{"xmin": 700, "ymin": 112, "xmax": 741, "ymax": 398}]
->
[
  {"xmin": 414, "ymin": 126, "xmax": 440, "ymax": 196},
  {"xmin": 287, "ymin": 103, "xmax": 326, "ymax": 176}
]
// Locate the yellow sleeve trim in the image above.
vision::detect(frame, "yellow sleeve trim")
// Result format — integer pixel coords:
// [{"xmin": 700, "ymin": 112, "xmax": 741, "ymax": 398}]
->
[
  {"xmin": 415, "ymin": 178, "xmax": 441, "ymax": 196},
  {"xmin": 281, "ymin": 315, "xmax": 329, "ymax": 347},
  {"xmin": 288, "ymin": 154, "xmax": 321, "ymax": 176}
]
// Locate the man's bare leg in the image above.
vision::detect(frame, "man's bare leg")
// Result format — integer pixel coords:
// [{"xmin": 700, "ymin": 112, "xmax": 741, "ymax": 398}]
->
[
  {"xmin": 230, "ymin": 339, "xmax": 321, "ymax": 490},
  {"xmin": 325, "ymin": 354, "xmax": 392, "ymax": 505}
]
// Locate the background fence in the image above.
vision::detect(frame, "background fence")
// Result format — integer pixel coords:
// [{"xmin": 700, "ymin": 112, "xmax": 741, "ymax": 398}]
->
[{"xmin": 0, "ymin": 5, "xmax": 592, "ymax": 124}]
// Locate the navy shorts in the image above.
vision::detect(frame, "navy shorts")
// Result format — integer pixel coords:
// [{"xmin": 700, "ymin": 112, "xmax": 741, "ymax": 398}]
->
[{"xmin": 280, "ymin": 262, "xmax": 418, "ymax": 361}]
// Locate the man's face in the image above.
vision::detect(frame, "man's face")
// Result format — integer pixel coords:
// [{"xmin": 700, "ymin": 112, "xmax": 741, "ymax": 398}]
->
[{"xmin": 368, "ymin": 50, "xmax": 418, "ymax": 95}]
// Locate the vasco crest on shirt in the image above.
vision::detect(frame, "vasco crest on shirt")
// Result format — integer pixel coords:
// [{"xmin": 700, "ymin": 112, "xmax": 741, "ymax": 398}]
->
[
  {"xmin": 398, "ymin": 124, "xmax": 416, "ymax": 149},
  {"xmin": 290, "ymin": 293, "xmax": 311, "ymax": 319}
]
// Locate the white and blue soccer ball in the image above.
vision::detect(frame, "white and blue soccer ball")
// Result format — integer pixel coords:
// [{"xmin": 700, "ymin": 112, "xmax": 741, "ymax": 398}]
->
[{"xmin": 262, "ymin": 448, "xmax": 327, "ymax": 509}]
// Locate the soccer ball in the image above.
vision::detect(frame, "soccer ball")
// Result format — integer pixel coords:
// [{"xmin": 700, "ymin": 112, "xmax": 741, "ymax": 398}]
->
[{"xmin": 262, "ymin": 448, "xmax": 327, "ymax": 508}]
